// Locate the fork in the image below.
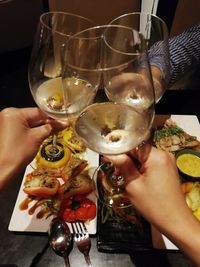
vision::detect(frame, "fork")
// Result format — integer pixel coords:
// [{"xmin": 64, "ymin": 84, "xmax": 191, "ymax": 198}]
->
[{"xmin": 71, "ymin": 222, "xmax": 92, "ymax": 267}]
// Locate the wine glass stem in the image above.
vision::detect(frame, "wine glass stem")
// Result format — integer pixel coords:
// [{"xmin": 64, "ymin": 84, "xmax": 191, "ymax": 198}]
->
[{"xmin": 64, "ymin": 255, "xmax": 70, "ymax": 267}]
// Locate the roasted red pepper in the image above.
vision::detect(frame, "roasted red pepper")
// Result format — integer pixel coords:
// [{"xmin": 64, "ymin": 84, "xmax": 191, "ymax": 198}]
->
[
  {"xmin": 59, "ymin": 195, "xmax": 96, "ymax": 222},
  {"xmin": 23, "ymin": 173, "xmax": 60, "ymax": 198}
]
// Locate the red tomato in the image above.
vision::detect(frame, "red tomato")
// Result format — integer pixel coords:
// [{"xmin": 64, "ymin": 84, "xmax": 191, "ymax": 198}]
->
[
  {"xmin": 59, "ymin": 196, "xmax": 96, "ymax": 222},
  {"xmin": 63, "ymin": 208, "xmax": 76, "ymax": 222}
]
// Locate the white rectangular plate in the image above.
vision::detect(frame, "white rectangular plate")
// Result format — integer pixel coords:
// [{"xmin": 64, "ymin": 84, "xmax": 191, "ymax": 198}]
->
[
  {"xmin": 153, "ymin": 115, "xmax": 200, "ymax": 250},
  {"xmin": 154, "ymin": 115, "xmax": 200, "ymax": 138},
  {"xmin": 9, "ymin": 115, "xmax": 200, "ymax": 245},
  {"xmin": 8, "ymin": 149, "xmax": 99, "ymax": 234}
]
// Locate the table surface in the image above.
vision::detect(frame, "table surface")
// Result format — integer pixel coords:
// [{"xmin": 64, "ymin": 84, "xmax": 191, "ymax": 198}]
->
[{"xmin": 0, "ymin": 47, "xmax": 198, "ymax": 267}]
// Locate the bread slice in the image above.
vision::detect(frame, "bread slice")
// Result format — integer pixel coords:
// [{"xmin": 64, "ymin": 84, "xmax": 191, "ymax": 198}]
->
[{"xmin": 58, "ymin": 173, "xmax": 93, "ymax": 199}]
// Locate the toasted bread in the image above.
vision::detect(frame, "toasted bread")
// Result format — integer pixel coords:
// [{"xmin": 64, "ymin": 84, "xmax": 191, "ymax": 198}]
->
[{"xmin": 59, "ymin": 173, "xmax": 93, "ymax": 199}]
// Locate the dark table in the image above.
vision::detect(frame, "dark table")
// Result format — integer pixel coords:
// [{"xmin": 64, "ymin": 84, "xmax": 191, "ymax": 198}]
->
[{"xmin": 0, "ymin": 47, "xmax": 198, "ymax": 267}]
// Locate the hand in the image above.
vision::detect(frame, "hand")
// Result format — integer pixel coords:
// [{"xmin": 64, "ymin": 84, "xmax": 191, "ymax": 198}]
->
[
  {"xmin": 0, "ymin": 107, "xmax": 68, "ymax": 190},
  {"xmin": 103, "ymin": 144, "xmax": 186, "ymax": 228},
  {"xmin": 104, "ymin": 144, "xmax": 200, "ymax": 266}
]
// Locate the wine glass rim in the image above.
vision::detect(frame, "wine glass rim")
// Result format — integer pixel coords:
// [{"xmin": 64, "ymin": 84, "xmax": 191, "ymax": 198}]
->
[
  {"xmin": 66, "ymin": 24, "xmax": 137, "ymax": 40},
  {"xmin": 80, "ymin": 101, "xmax": 143, "ymax": 109},
  {"xmin": 65, "ymin": 24, "xmax": 147, "ymax": 72},
  {"xmin": 78, "ymin": 102, "xmax": 155, "ymax": 119},
  {"xmin": 39, "ymin": 11, "xmax": 94, "ymax": 37},
  {"xmin": 109, "ymin": 11, "xmax": 169, "ymax": 37},
  {"xmin": 66, "ymin": 56, "xmax": 139, "ymax": 73}
]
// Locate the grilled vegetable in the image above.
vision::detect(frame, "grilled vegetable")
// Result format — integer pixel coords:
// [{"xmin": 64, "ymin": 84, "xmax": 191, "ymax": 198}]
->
[
  {"xmin": 36, "ymin": 141, "xmax": 71, "ymax": 168},
  {"xmin": 182, "ymin": 182, "xmax": 200, "ymax": 221},
  {"xmin": 59, "ymin": 195, "xmax": 96, "ymax": 222},
  {"xmin": 61, "ymin": 156, "xmax": 88, "ymax": 181},
  {"xmin": 61, "ymin": 126, "xmax": 86, "ymax": 152},
  {"xmin": 58, "ymin": 173, "xmax": 93, "ymax": 199},
  {"xmin": 23, "ymin": 173, "xmax": 60, "ymax": 198}
]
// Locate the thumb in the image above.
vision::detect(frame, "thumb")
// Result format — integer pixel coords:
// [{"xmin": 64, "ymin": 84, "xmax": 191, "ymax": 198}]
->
[{"xmin": 30, "ymin": 124, "xmax": 53, "ymax": 144}]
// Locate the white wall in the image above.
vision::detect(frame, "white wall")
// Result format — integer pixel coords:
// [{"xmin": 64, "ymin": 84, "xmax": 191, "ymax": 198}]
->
[{"xmin": 141, "ymin": 0, "xmax": 159, "ymax": 14}]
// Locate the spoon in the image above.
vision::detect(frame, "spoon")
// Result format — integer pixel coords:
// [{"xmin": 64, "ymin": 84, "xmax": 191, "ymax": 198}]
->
[{"xmin": 48, "ymin": 217, "xmax": 73, "ymax": 267}]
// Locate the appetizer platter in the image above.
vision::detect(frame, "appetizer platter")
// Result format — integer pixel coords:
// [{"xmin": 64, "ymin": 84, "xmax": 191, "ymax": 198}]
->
[
  {"xmin": 9, "ymin": 114, "xmax": 200, "ymax": 250},
  {"xmin": 8, "ymin": 122, "xmax": 99, "ymax": 234}
]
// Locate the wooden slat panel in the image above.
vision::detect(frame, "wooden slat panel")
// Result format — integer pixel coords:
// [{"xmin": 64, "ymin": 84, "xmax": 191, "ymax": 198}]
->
[
  {"xmin": 48, "ymin": 0, "xmax": 140, "ymax": 25},
  {"xmin": 170, "ymin": 0, "xmax": 200, "ymax": 36}
]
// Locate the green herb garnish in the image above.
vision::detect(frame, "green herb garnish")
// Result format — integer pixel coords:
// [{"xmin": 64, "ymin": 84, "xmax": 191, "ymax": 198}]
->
[{"xmin": 154, "ymin": 125, "xmax": 184, "ymax": 142}]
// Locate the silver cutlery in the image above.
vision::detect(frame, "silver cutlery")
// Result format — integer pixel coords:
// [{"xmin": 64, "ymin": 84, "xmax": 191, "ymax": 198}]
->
[
  {"xmin": 48, "ymin": 217, "xmax": 73, "ymax": 267},
  {"xmin": 71, "ymin": 222, "xmax": 92, "ymax": 267}
]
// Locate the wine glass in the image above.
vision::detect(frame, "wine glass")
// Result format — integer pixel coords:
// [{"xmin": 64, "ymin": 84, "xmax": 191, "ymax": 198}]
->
[
  {"xmin": 74, "ymin": 25, "xmax": 155, "ymax": 155},
  {"xmin": 69, "ymin": 25, "xmax": 155, "ymax": 208},
  {"xmin": 28, "ymin": 11, "xmax": 94, "ymax": 120},
  {"xmin": 109, "ymin": 12, "xmax": 170, "ymax": 103},
  {"xmin": 28, "ymin": 12, "xmax": 94, "ymax": 158},
  {"xmin": 61, "ymin": 25, "xmax": 104, "ymax": 117}
]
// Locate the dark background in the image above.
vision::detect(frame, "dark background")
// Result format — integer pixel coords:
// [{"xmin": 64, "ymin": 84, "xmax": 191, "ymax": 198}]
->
[{"xmin": 0, "ymin": 0, "xmax": 199, "ymax": 113}]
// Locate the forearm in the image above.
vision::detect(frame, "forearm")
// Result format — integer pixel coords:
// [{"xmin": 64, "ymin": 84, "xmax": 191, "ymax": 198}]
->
[
  {"xmin": 0, "ymin": 156, "xmax": 18, "ymax": 191},
  {"xmin": 149, "ymin": 24, "xmax": 200, "ymax": 87},
  {"xmin": 0, "ymin": 135, "xmax": 25, "ymax": 191},
  {"xmin": 154, "ymin": 206, "xmax": 200, "ymax": 267}
]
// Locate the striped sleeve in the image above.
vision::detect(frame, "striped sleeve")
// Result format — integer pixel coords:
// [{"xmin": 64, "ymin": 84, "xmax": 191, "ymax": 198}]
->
[
  {"xmin": 169, "ymin": 24, "xmax": 200, "ymax": 85},
  {"xmin": 149, "ymin": 24, "xmax": 200, "ymax": 86}
]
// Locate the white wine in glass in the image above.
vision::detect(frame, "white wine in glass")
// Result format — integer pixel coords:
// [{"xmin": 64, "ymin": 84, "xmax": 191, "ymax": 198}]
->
[
  {"xmin": 75, "ymin": 102, "xmax": 152, "ymax": 155},
  {"xmin": 109, "ymin": 12, "xmax": 170, "ymax": 103},
  {"xmin": 28, "ymin": 11, "xmax": 94, "ymax": 120},
  {"xmin": 28, "ymin": 12, "xmax": 94, "ymax": 159}
]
